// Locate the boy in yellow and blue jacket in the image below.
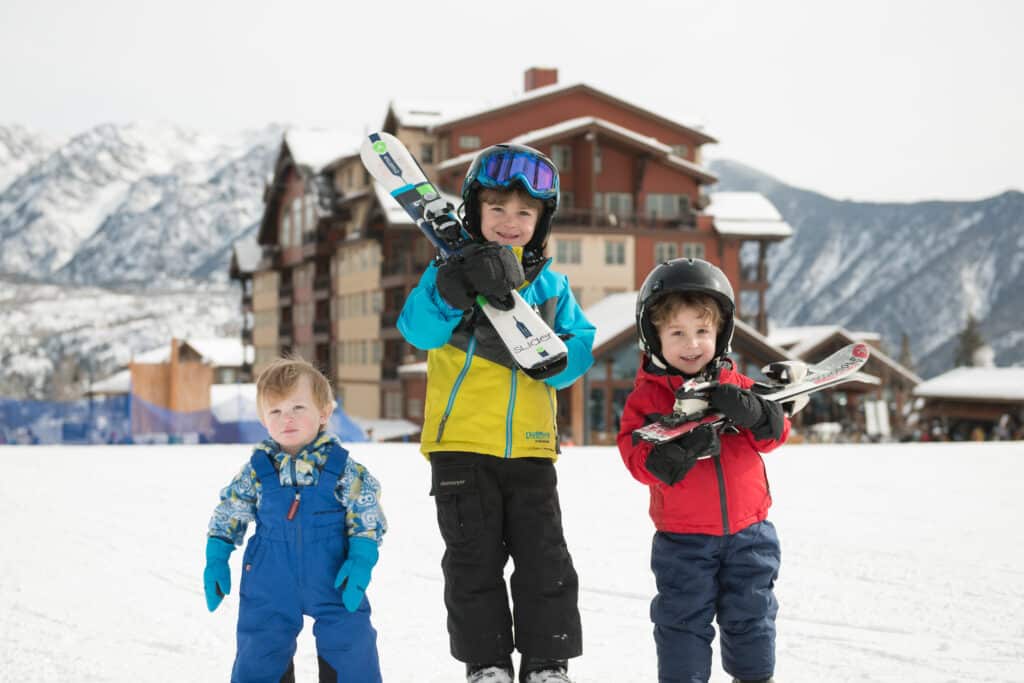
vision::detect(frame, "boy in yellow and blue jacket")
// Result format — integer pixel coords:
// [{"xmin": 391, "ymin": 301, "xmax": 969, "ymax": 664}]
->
[{"xmin": 398, "ymin": 143, "xmax": 594, "ymax": 683}]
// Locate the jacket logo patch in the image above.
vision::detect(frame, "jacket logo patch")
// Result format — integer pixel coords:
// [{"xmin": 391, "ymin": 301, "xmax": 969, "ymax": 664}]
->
[
  {"xmin": 525, "ymin": 431, "xmax": 551, "ymax": 442},
  {"xmin": 439, "ymin": 479, "xmax": 467, "ymax": 487}
]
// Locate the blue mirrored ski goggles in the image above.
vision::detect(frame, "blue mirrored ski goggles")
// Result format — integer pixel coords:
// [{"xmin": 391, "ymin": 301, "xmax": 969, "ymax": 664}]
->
[{"xmin": 473, "ymin": 150, "xmax": 558, "ymax": 200}]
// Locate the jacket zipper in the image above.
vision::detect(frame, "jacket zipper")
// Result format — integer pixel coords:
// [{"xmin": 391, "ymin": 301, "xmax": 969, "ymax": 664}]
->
[
  {"xmin": 436, "ymin": 336, "xmax": 476, "ymax": 443},
  {"xmin": 505, "ymin": 369, "xmax": 518, "ymax": 458},
  {"xmin": 290, "ymin": 457, "xmax": 303, "ymax": 586},
  {"xmin": 713, "ymin": 453, "xmax": 730, "ymax": 535},
  {"xmin": 546, "ymin": 385, "xmax": 558, "ymax": 448}
]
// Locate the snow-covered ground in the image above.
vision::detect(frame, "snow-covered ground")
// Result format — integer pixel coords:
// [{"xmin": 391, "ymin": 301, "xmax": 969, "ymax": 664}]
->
[{"xmin": 1, "ymin": 441, "xmax": 1022, "ymax": 682}]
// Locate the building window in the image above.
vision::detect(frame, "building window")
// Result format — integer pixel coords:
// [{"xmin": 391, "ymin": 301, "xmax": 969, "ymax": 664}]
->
[
  {"xmin": 594, "ymin": 148, "xmax": 602, "ymax": 174},
  {"xmin": 550, "ymin": 144, "xmax": 572, "ymax": 171},
  {"xmin": 384, "ymin": 392, "xmax": 403, "ymax": 419},
  {"xmin": 459, "ymin": 135, "xmax": 481, "ymax": 151},
  {"xmin": 555, "ymin": 239, "xmax": 582, "ymax": 264},
  {"xmin": 654, "ymin": 242, "xmax": 678, "ymax": 263},
  {"xmin": 407, "ymin": 398, "xmax": 423, "ymax": 419},
  {"xmin": 646, "ymin": 193, "xmax": 692, "ymax": 219},
  {"xmin": 281, "ymin": 212, "xmax": 292, "ymax": 247},
  {"xmin": 604, "ymin": 241, "xmax": 625, "ymax": 265},
  {"xmin": 682, "ymin": 243, "xmax": 705, "ymax": 259},
  {"xmin": 292, "ymin": 198, "xmax": 304, "ymax": 243},
  {"xmin": 671, "ymin": 143, "xmax": 689, "ymax": 158},
  {"xmin": 560, "ymin": 191, "xmax": 574, "ymax": 209},
  {"xmin": 595, "ymin": 192, "xmax": 633, "ymax": 217},
  {"xmin": 421, "ymin": 143, "xmax": 434, "ymax": 163}
]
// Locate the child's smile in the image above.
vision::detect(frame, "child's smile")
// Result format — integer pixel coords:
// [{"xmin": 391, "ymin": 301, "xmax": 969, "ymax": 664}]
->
[{"xmin": 656, "ymin": 306, "xmax": 717, "ymax": 375}]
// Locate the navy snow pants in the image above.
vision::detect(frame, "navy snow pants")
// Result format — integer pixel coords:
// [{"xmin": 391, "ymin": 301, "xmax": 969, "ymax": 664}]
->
[
  {"xmin": 232, "ymin": 450, "xmax": 381, "ymax": 683},
  {"xmin": 650, "ymin": 521, "xmax": 780, "ymax": 683}
]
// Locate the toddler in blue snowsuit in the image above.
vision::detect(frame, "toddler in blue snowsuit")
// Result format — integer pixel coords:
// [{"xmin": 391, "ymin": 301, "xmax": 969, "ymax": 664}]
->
[{"xmin": 204, "ymin": 357, "xmax": 386, "ymax": 683}]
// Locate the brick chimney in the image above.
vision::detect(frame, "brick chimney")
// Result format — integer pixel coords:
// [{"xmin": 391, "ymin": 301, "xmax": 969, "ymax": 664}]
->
[{"xmin": 524, "ymin": 67, "xmax": 558, "ymax": 92}]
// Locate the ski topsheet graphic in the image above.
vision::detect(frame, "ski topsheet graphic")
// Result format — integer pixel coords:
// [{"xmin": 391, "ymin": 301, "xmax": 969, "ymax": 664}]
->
[
  {"xmin": 633, "ymin": 342, "xmax": 872, "ymax": 445},
  {"xmin": 360, "ymin": 132, "xmax": 568, "ymax": 378}
]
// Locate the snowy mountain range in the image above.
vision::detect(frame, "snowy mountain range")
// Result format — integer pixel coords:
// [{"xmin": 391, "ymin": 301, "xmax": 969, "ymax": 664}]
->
[
  {"xmin": 711, "ymin": 159, "xmax": 1024, "ymax": 378},
  {"xmin": 0, "ymin": 123, "xmax": 282, "ymax": 398},
  {"xmin": 1, "ymin": 123, "xmax": 1021, "ymax": 399}
]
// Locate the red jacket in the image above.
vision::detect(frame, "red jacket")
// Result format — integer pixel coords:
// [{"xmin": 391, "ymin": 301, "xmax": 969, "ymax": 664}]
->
[{"xmin": 617, "ymin": 358, "xmax": 790, "ymax": 536}]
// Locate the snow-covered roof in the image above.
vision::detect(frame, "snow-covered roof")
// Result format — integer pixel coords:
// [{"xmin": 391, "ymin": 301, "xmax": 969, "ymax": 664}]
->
[
  {"xmin": 388, "ymin": 98, "xmax": 487, "ymax": 129},
  {"xmin": 398, "ymin": 361, "xmax": 427, "ymax": 376},
  {"xmin": 284, "ymin": 128, "xmax": 360, "ymax": 172},
  {"xmin": 89, "ymin": 369, "xmax": 131, "ymax": 394},
  {"xmin": 767, "ymin": 326, "xmax": 920, "ymax": 385},
  {"xmin": 372, "ymin": 182, "xmax": 461, "ymax": 226},
  {"xmin": 583, "ymin": 292, "xmax": 798, "ymax": 359},
  {"xmin": 708, "ymin": 192, "xmax": 793, "ymax": 238},
  {"xmin": 914, "ymin": 367, "xmax": 1024, "ymax": 402},
  {"xmin": 732, "ymin": 317, "xmax": 800, "ymax": 360},
  {"xmin": 767, "ymin": 325, "xmax": 880, "ymax": 357},
  {"xmin": 431, "ymin": 82, "xmax": 712, "ymax": 141},
  {"xmin": 132, "ymin": 338, "xmax": 252, "ymax": 367},
  {"xmin": 210, "ymin": 383, "xmax": 259, "ymax": 422},
  {"xmin": 232, "ymin": 237, "xmax": 262, "ymax": 273},
  {"xmin": 584, "ymin": 291, "xmax": 637, "ymax": 350},
  {"xmin": 351, "ymin": 417, "xmax": 422, "ymax": 442},
  {"xmin": 435, "ymin": 116, "xmax": 716, "ymax": 182}
]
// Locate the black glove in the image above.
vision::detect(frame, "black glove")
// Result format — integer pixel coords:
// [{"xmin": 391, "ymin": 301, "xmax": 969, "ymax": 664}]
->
[
  {"xmin": 644, "ymin": 424, "xmax": 720, "ymax": 486},
  {"xmin": 709, "ymin": 383, "xmax": 784, "ymax": 440},
  {"xmin": 435, "ymin": 242, "xmax": 525, "ymax": 311}
]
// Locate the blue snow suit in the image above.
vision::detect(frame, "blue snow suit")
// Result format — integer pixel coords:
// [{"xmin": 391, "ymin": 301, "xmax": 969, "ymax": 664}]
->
[
  {"xmin": 651, "ymin": 521, "xmax": 780, "ymax": 683},
  {"xmin": 231, "ymin": 444, "xmax": 382, "ymax": 683}
]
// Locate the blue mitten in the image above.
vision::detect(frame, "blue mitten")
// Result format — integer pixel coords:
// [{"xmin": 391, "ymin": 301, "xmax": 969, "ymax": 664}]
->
[
  {"xmin": 333, "ymin": 537, "xmax": 379, "ymax": 612},
  {"xmin": 203, "ymin": 537, "xmax": 235, "ymax": 612}
]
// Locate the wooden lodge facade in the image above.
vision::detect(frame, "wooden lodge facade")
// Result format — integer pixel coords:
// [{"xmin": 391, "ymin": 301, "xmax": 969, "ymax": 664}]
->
[{"xmin": 234, "ymin": 67, "xmax": 915, "ymax": 442}]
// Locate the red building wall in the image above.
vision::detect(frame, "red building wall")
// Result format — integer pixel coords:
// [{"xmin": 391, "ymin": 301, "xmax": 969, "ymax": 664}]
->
[{"xmin": 438, "ymin": 89, "xmax": 705, "ymax": 161}]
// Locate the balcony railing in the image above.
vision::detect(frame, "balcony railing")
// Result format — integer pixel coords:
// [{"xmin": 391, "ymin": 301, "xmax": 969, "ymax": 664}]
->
[{"xmin": 552, "ymin": 208, "xmax": 697, "ymax": 230}]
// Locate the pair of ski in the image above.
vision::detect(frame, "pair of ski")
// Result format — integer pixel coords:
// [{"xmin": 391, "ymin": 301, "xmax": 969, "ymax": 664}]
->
[
  {"xmin": 359, "ymin": 132, "xmax": 567, "ymax": 379},
  {"xmin": 633, "ymin": 342, "xmax": 872, "ymax": 446}
]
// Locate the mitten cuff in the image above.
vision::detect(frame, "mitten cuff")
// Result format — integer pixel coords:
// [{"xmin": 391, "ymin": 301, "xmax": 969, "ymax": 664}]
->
[
  {"xmin": 750, "ymin": 399, "xmax": 785, "ymax": 440},
  {"xmin": 205, "ymin": 536, "xmax": 235, "ymax": 561}
]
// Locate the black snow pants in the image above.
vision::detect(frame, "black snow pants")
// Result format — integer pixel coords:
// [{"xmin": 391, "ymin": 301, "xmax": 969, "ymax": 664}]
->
[{"xmin": 429, "ymin": 452, "xmax": 583, "ymax": 664}]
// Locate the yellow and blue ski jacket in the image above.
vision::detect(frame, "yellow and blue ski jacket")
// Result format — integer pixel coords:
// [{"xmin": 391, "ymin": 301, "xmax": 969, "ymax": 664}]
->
[{"xmin": 398, "ymin": 254, "xmax": 594, "ymax": 460}]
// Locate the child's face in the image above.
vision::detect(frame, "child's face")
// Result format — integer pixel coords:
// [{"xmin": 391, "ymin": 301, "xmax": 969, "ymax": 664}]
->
[
  {"xmin": 259, "ymin": 375, "xmax": 331, "ymax": 455},
  {"xmin": 479, "ymin": 194, "xmax": 539, "ymax": 247},
  {"xmin": 656, "ymin": 305, "xmax": 718, "ymax": 375}
]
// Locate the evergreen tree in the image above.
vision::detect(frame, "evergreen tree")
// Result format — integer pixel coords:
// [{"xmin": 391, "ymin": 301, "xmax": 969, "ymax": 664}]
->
[{"xmin": 954, "ymin": 314, "xmax": 986, "ymax": 367}]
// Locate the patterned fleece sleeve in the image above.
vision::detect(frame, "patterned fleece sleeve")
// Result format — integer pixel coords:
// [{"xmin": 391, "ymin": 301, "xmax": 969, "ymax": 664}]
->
[
  {"xmin": 335, "ymin": 458, "xmax": 387, "ymax": 545},
  {"xmin": 207, "ymin": 462, "xmax": 260, "ymax": 546}
]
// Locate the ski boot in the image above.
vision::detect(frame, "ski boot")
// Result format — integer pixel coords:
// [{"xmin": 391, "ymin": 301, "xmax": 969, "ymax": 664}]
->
[
  {"xmin": 520, "ymin": 657, "xmax": 572, "ymax": 683},
  {"xmin": 467, "ymin": 657, "xmax": 514, "ymax": 683}
]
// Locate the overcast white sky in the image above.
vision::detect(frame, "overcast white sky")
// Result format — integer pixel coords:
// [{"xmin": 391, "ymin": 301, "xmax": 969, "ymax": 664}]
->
[{"xmin": 2, "ymin": 0, "xmax": 1021, "ymax": 202}]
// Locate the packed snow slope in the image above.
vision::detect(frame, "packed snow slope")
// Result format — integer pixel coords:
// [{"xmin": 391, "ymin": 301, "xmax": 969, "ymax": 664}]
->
[{"xmin": 0, "ymin": 441, "xmax": 1021, "ymax": 682}]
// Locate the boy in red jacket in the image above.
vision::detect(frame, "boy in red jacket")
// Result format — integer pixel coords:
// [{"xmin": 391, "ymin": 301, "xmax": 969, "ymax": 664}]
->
[{"xmin": 617, "ymin": 258, "xmax": 789, "ymax": 683}]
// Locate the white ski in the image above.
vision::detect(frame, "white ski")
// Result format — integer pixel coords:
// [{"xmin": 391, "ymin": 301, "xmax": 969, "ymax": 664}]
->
[
  {"xmin": 633, "ymin": 342, "xmax": 872, "ymax": 445},
  {"xmin": 359, "ymin": 132, "xmax": 568, "ymax": 378}
]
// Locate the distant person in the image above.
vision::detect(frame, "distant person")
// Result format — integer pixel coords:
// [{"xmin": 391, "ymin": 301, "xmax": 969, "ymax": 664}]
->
[
  {"xmin": 398, "ymin": 143, "xmax": 595, "ymax": 683},
  {"xmin": 617, "ymin": 258, "xmax": 794, "ymax": 683},
  {"xmin": 203, "ymin": 357, "xmax": 385, "ymax": 682},
  {"xmin": 994, "ymin": 414, "xmax": 1012, "ymax": 441}
]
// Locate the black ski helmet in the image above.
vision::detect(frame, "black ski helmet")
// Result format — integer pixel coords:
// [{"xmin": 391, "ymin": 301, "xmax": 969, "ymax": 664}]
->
[
  {"xmin": 460, "ymin": 143, "xmax": 559, "ymax": 259},
  {"xmin": 636, "ymin": 257, "xmax": 736, "ymax": 370}
]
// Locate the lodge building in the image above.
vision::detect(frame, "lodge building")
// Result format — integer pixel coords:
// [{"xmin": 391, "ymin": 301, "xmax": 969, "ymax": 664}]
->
[{"xmin": 232, "ymin": 67, "xmax": 918, "ymax": 444}]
